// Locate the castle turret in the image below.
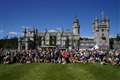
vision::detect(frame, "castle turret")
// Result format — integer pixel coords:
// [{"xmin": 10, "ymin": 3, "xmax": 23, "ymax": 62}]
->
[
  {"xmin": 73, "ymin": 16, "xmax": 80, "ymax": 35},
  {"xmin": 92, "ymin": 12, "xmax": 110, "ymax": 50},
  {"xmin": 72, "ymin": 16, "xmax": 80, "ymax": 48},
  {"xmin": 23, "ymin": 27, "xmax": 28, "ymax": 50},
  {"xmin": 93, "ymin": 16, "xmax": 99, "ymax": 32}
]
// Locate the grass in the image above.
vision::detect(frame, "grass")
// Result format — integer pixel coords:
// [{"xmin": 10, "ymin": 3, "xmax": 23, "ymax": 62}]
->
[{"xmin": 0, "ymin": 63, "xmax": 120, "ymax": 80}]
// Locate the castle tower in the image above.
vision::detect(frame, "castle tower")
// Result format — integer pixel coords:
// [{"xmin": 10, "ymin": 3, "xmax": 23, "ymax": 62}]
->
[
  {"xmin": 92, "ymin": 12, "xmax": 110, "ymax": 49},
  {"xmin": 72, "ymin": 16, "xmax": 80, "ymax": 48},
  {"xmin": 73, "ymin": 16, "xmax": 80, "ymax": 35},
  {"xmin": 23, "ymin": 27, "xmax": 28, "ymax": 50},
  {"xmin": 32, "ymin": 26, "xmax": 38, "ymax": 49}
]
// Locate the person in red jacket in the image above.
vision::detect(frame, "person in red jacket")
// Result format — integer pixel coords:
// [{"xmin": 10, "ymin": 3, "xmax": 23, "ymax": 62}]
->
[{"xmin": 62, "ymin": 49, "xmax": 70, "ymax": 64}]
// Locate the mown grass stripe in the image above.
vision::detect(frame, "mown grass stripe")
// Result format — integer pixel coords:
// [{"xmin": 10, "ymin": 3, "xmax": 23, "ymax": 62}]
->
[
  {"xmin": 0, "ymin": 64, "xmax": 120, "ymax": 80},
  {"xmin": 0, "ymin": 64, "xmax": 30, "ymax": 80},
  {"xmin": 66, "ymin": 64, "xmax": 96, "ymax": 80},
  {"xmin": 18, "ymin": 64, "xmax": 49, "ymax": 80},
  {"xmin": 42, "ymin": 64, "xmax": 75, "ymax": 80}
]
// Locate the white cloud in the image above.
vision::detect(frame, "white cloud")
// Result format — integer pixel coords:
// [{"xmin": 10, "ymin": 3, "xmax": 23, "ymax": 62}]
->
[
  {"xmin": 56, "ymin": 27, "xmax": 62, "ymax": 31},
  {"xmin": 8, "ymin": 32, "xmax": 17, "ymax": 35},
  {"xmin": 48, "ymin": 29, "xmax": 58, "ymax": 32},
  {"xmin": 81, "ymin": 35, "xmax": 94, "ymax": 39},
  {"xmin": 109, "ymin": 35, "xmax": 116, "ymax": 38},
  {"xmin": 21, "ymin": 26, "xmax": 30, "ymax": 30}
]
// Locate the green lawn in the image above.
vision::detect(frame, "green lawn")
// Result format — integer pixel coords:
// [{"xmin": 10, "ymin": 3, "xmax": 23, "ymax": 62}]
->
[{"xmin": 0, "ymin": 63, "xmax": 120, "ymax": 80}]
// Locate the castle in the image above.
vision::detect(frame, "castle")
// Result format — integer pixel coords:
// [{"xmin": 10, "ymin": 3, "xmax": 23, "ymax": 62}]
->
[
  {"xmin": 92, "ymin": 15, "xmax": 109, "ymax": 49},
  {"xmin": 18, "ymin": 13, "xmax": 110, "ymax": 50}
]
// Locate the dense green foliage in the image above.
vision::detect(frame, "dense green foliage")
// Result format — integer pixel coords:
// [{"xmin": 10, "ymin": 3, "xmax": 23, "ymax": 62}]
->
[
  {"xmin": 0, "ymin": 38, "xmax": 18, "ymax": 49},
  {"xmin": 0, "ymin": 63, "xmax": 120, "ymax": 80},
  {"xmin": 109, "ymin": 34, "xmax": 120, "ymax": 49}
]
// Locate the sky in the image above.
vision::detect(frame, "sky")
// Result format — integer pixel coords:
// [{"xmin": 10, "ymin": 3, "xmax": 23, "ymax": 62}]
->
[{"xmin": 0, "ymin": 0, "xmax": 119, "ymax": 38}]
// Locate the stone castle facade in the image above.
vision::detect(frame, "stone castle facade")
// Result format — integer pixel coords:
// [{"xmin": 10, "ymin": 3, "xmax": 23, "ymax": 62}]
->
[
  {"xmin": 18, "ymin": 17, "xmax": 80, "ymax": 50},
  {"xmin": 18, "ymin": 13, "xmax": 110, "ymax": 50},
  {"xmin": 92, "ymin": 15, "xmax": 110, "ymax": 49}
]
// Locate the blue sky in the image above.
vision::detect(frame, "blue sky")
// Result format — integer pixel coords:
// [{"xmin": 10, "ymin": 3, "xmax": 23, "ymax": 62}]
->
[{"xmin": 0, "ymin": 0, "xmax": 119, "ymax": 38}]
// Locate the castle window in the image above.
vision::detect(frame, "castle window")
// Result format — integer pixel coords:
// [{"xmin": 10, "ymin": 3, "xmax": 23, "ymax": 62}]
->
[
  {"xmin": 101, "ymin": 33, "xmax": 106, "ymax": 40},
  {"xmin": 102, "ymin": 29, "xmax": 104, "ymax": 32},
  {"xmin": 50, "ymin": 36, "xmax": 56, "ymax": 46},
  {"xmin": 101, "ymin": 37, "xmax": 106, "ymax": 40},
  {"xmin": 102, "ymin": 33, "xmax": 104, "ymax": 36},
  {"xmin": 38, "ymin": 36, "xmax": 42, "ymax": 46},
  {"xmin": 96, "ymin": 30, "xmax": 99, "ymax": 32}
]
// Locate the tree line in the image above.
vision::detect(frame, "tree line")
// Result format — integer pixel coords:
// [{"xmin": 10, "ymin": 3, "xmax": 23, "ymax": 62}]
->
[{"xmin": 0, "ymin": 37, "xmax": 18, "ymax": 49}]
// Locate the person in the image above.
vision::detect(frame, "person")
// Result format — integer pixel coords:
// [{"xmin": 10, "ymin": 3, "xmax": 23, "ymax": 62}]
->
[
  {"xmin": 0, "ymin": 48, "xmax": 120, "ymax": 66},
  {"xmin": 62, "ymin": 49, "xmax": 70, "ymax": 64}
]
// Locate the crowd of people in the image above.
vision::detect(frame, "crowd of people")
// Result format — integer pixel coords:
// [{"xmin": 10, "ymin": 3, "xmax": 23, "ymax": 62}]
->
[{"xmin": 0, "ymin": 48, "xmax": 120, "ymax": 65}]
